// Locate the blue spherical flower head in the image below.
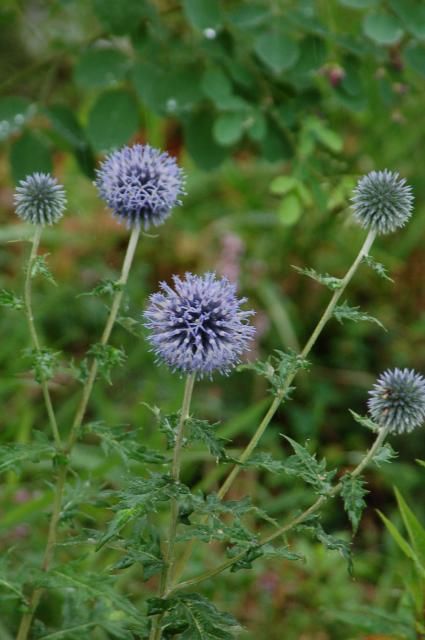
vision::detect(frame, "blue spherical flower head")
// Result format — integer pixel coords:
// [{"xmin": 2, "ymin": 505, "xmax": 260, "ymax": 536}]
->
[
  {"xmin": 144, "ymin": 272, "xmax": 256, "ymax": 377},
  {"xmin": 95, "ymin": 143, "xmax": 185, "ymax": 229},
  {"xmin": 351, "ymin": 170, "xmax": 414, "ymax": 235},
  {"xmin": 14, "ymin": 173, "xmax": 67, "ymax": 226},
  {"xmin": 368, "ymin": 368, "xmax": 425, "ymax": 434}
]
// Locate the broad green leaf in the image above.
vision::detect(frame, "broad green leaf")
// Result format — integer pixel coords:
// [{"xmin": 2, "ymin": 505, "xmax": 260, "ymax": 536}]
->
[
  {"xmin": 270, "ymin": 175, "xmax": 298, "ymax": 195},
  {"xmin": 404, "ymin": 43, "xmax": 425, "ymax": 77},
  {"xmin": 0, "ymin": 96, "xmax": 33, "ymax": 141},
  {"xmin": 254, "ymin": 31, "xmax": 299, "ymax": 74},
  {"xmin": 278, "ymin": 193, "xmax": 302, "ymax": 225},
  {"xmin": 394, "ymin": 488, "xmax": 425, "ymax": 566},
  {"xmin": 247, "ymin": 110, "xmax": 267, "ymax": 141},
  {"xmin": 363, "ymin": 13, "xmax": 404, "ymax": 45},
  {"xmin": 339, "ymin": 0, "xmax": 378, "ymax": 7},
  {"xmin": 341, "ymin": 474, "xmax": 368, "ymax": 534},
  {"xmin": 201, "ymin": 67, "xmax": 233, "ymax": 105},
  {"xmin": 183, "ymin": 0, "xmax": 221, "ymax": 30},
  {"xmin": 389, "ymin": 0, "xmax": 425, "ymax": 39},
  {"xmin": 10, "ymin": 131, "xmax": 52, "ymax": 183},
  {"xmin": 92, "ymin": 0, "xmax": 147, "ymax": 34},
  {"xmin": 86, "ymin": 89, "xmax": 139, "ymax": 152},
  {"xmin": 213, "ymin": 112, "xmax": 246, "ymax": 146},
  {"xmin": 227, "ymin": 4, "xmax": 270, "ymax": 29},
  {"xmin": 75, "ymin": 48, "xmax": 130, "ymax": 89},
  {"xmin": 184, "ymin": 111, "xmax": 229, "ymax": 170}
]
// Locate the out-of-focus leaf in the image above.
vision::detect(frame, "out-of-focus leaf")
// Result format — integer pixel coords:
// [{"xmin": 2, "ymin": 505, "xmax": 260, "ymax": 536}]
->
[
  {"xmin": 75, "ymin": 48, "xmax": 130, "ymax": 89},
  {"xmin": 363, "ymin": 12, "xmax": 404, "ymax": 45},
  {"xmin": 10, "ymin": 131, "xmax": 52, "ymax": 183},
  {"xmin": 254, "ymin": 30, "xmax": 299, "ymax": 73},
  {"xmin": 86, "ymin": 89, "xmax": 139, "ymax": 152}
]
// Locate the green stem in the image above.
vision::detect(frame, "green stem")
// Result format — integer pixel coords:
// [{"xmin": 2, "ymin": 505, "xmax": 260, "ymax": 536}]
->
[
  {"xmin": 173, "ymin": 229, "xmax": 376, "ymax": 583},
  {"xmin": 149, "ymin": 373, "xmax": 196, "ymax": 640},
  {"xmin": 24, "ymin": 225, "xmax": 61, "ymax": 448},
  {"xmin": 15, "ymin": 226, "xmax": 141, "ymax": 640},
  {"xmin": 171, "ymin": 425, "xmax": 389, "ymax": 594}
]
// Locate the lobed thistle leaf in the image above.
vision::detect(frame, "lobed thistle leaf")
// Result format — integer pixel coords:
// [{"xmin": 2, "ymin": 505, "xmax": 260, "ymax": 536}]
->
[
  {"xmin": 25, "ymin": 347, "xmax": 61, "ymax": 383},
  {"xmin": 351, "ymin": 170, "xmax": 414, "ymax": 235},
  {"xmin": 186, "ymin": 417, "xmax": 229, "ymax": 462},
  {"xmin": 340, "ymin": 474, "xmax": 368, "ymax": 535},
  {"xmin": 14, "ymin": 172, "xmax": 66, "ymax": 226},
  {"xmin": 292, "ymin": 265, "xmax": 343, "ymax": 290},
  {"xmin": 144, "ymin": 272, "xmax": 255, "ymax": 377},
  {"xmin": 363, "ymin": 255, "xmax": 394, "ymax": 283},
  {"xmin": 95, "ymin": 143, "xmax": 185, "ymax": 229},
  {"xmin": 88, "ymin": 343, "xmax": 126, "ymax": 384},
  {"xmin": 240, "ymin": 349, "xmax": 309, "ymax": 398},
  {"xmin": 368, "ymin": 368, "xmax": 425, "ymax": 434},
  {"xmin": 334, "ymin": 301, "xmax": 385, "ymax": 330},
  {"xmin": 0, "ymin": 288, "xmax": 24, "ymax": 310},
  {"xmin": 30, "ymin": 254, "xmax": 56, "ymax": 285},
  {"xmin": 283, "ymin": 436, "xmax": 337, "ymax": 496}
]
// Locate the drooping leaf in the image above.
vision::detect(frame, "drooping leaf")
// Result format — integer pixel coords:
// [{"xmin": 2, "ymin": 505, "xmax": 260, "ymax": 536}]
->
[
  {"xmin": 334, "ymin": 301, "xmax": 385, "ymax": 330},
  {"xmin": 341, "ymin": 474, "xmax": 368, "ymax": 534},
  {"xmin": 293, "ymin": 266, "xmax": 343, "ymax": 290},
  {"xmin": 363, "ymin": 255, "xmax": 394, "ymax": 282},
  {"xmin": 349, "ymin": 410, "xmax": 379, "ymax": 432}
]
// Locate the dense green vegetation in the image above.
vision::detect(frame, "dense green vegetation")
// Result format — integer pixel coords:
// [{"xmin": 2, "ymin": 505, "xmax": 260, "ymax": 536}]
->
[{"xmin": 1, "ymin": 1, "xmax": 425, "ymax": 638}]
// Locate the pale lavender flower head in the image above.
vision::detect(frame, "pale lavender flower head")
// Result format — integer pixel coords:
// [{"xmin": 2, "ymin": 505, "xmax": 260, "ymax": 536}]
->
[
  {"xmin": 368, "ymin": 368, "xmax": 425, "ymax": 434},
  {"xmin": 351, "ymin": 170, "xmax": 414, "ymax": 235},
  {"xmin": 95, "ymin": 144, "xmax": 185, "ymax": 229},
  {"xmin": 144, "ymin": 272, "xmax": 256, "ymax": 377},
  {"xmin": 14, "ymin": 173, "xmax": 66, "ymax": 226}
]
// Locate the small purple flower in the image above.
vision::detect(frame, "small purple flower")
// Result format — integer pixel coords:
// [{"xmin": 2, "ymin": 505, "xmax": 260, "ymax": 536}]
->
[
  {"xmin": 144, "ymin": 272, "xmax": 256, "ymax": 377},
  {"xmin": 368, "ymin": 368, "xmax": 425, "ymax": 434},
  {"xmin": 351, "ymin": 170, "xmax": 414, "ymax": 235},
  {"xmin": 14, "ymin": 173, "xmax": 66, "ymax": 226},
  {"xmin": 95, "ymin": 144, "xmax": 185, "ymax": 229}
]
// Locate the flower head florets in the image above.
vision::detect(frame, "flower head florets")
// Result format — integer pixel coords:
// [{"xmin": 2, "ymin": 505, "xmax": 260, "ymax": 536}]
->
[
  {"xmin": 144, "ymin": 272, "xmax": 256, "ymax": 377},
  {"xmin": 14, "ymin": 173, "xmax": 67, "ymax": 226},
  {"xmin": 368, "ymin": 368, "xmax": 425, "ymax": 434},
  {"xmin": 351, "ymin": 170, "xmax": 413, "ymax": 235},
  {"xmin": 95, "ymin": 144, "xmax": 185, "ymax": 229}
]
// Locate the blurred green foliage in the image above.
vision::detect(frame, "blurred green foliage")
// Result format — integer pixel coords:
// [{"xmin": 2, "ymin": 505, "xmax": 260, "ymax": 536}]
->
[{"xmin": 1, "ymin": 0, "xmax": 425, "ymax": 638}]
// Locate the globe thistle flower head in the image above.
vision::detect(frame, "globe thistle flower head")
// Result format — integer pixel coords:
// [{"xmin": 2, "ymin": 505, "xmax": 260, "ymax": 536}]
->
[
  {"xmin": 95, "ymin": 144, "xmax": 185, "ymax": 229},
  {"xmin": 351, "ymin": 170, "xmax": 414, "ymax": 235},
  {"xmin": 368, "ymin": 368, "xmax": 425, "ymax": 434},
  {"xmin": 144, "ymin": 272, "xmax": 256, "ymax": 377},
  {"xmin": 14, "ymin": 173, "xmax": 67, "ymax": 226}
]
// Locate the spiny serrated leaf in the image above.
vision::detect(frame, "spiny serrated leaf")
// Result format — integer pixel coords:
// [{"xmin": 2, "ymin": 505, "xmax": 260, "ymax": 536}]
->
[
  {"xmin": 69, "ymin": 357, "xmax": 90, "ymax": 384},
  {"xmin": 372, "ymin": 442, "xmax": 398, "ymax": 467},
  {"xmin": 283, "ymin": 436, "xmax": 336, "ymax": 495},
  {"xmin": 299, "ymin": 521, "xmax": 353, "ymax": 574},
  {"xmin": 334, "ymin": 301, "xmax": 385, "ymax": 330},
  {"xmin": 363, "ymin": 255, "xmax": 394, "ymax": 282},
  {"xmin": 79, "ymin": 278, "xmax": 123, "ymax": 298},
  {"xmin": 349, "ymin": 410, "xmax": 380, "ymax": 432},
  {"xmin": 240, "ymin": 451, "xmax": 286, "ymax": 474},
  {"xmin": 292, "ymin": 265, "xmax": 343, "ymax": 290},
  {"xmin": 24, "ymin": 347, "xmax": 61, "ymax": 383},
  {"xmin": 341, "ymin": 474, "xmax": 368, "ymax": 534},
  {"xmin": 112, "ymin": 531, "xmax": 164, "ymax": 581},
  {"xmin": 152, "ymin": 593, "xmax": 241, "ymax": 640},
  {"xmin": 88, "ymin": 343, "xmax": 126, "ymax": 384},
  {"xmin": 230, "ymin": 542, "xmax": 303, "ymax": 572},
  {"xmin": 239, "ymin": 349, "xmax": 309, "ymax": 398},
  {"xmin": 83, "ymin": 422, "xmax": 168, "ymax": 466},
  {"xmin": 0, "ymin": 433, "xmax": 56, "ymax": 474},
  {"xmin": 186, "ymin": 418, "xmax": 229, "ymax": 461},
  {"xmin": 0, "ymin": 288, "xmax": 24, "ymax": 310},
  {"xmin": 30, "ymin": 254, "xmax": 56, "ymax": 285}
]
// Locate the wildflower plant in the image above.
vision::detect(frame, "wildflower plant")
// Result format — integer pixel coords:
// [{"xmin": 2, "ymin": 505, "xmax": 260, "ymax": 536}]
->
[{"xmin": 1, "ymin": 154, "xmax": 423, "ymax": 640}]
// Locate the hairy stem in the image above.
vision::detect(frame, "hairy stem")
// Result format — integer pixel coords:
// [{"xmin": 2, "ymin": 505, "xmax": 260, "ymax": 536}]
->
[
  {"xmin": 171, "ymin": 425, "xmax": 389, "ymax": 594},
  {"xmin": 173, "ymin": 229, "xmax": 376, "ymax": 582},
  {"xmin": 24, "ymin": 225, "xmax": 61, "ymax": 448},
  {"xmin": 16, "ymin": 226, "xmax": 141, "ymax": 640},
  {"xmin": 149, "ymin": 373, "xmax": 196, "ymax": 640}
]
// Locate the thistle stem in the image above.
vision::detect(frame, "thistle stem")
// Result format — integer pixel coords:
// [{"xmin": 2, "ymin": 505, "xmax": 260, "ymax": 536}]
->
[
  {"xmin": 170, "ymin": 425, "xmax": 389, "ymax": 594},
  {"xmin": 149, "ymin": 373, "xmax": 196, "ymax": 640},
  {"xmin": 173, "ymin": 229, "xmax": 376, "ymax": 583},
  {"xmin": 15, "ymin": 226, "xmax": 141, "ymax": 640},
  {"xmin": 23, "ymin": 225, "xmax": 61, "ymax": 448}
]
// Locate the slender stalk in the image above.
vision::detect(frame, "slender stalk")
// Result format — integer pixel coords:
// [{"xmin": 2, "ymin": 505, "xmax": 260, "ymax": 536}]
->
[
  {"xmin": 24, "ymin": 225, "xmax": 61, "ymax": 448},
  {"xmin": 149, "ymin": 373, "xmax": 196, "ymax": 640},
  {"xmin": 16, "ymin": 226, "xmax": 141, "ymax": 640},
  {"xmin": 170, "ymin": 425, "xmax": 389, "ymax": 594},
  {"xmin": 173, "ymin": 229, "xmax": 376, "ymax": 582}
]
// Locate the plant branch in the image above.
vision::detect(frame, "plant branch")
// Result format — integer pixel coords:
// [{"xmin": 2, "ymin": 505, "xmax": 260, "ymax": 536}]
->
[
  {"xmin": 149, "ymin": 373, "xmax": 196, "ymax": 640},
  {"xmin": 24, "ymin": 225, "xmax": 61, "ymax": 448},
  {"xmin": 170, "ymin": 425, "xmax": 389, "ymax": 594}
]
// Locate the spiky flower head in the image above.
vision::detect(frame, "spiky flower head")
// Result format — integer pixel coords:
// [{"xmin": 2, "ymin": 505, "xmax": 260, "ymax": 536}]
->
[
  {"xmin": 144, "ymin": 272, "xmax": 256, "ymax": 377},
  {"xmin": 351, "ymin": 170, "xmax": 414, "ymax": 235},
  {"xmin": 368, "ymin": 368, "xmax": 425, "ymax": 434},
  {"xmin": 95, "ymin": 143, "xmax": 185, "ymax": 229},
  {"xmin": 14, "ymin": 173, "xmax": 67, "ymax": 226}
]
